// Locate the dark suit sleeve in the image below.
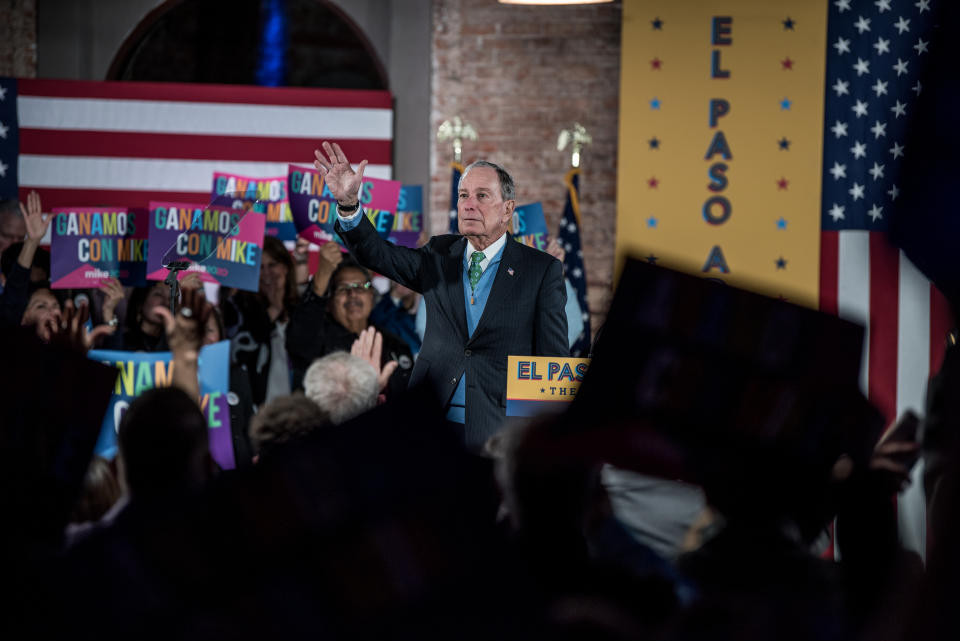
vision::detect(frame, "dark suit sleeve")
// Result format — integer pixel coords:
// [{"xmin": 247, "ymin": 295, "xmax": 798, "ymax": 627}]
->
[
  {"xmin": 535, "ymin": 256, "xmax": 569, "ymax": 357},
  {"xmin": 336, "ymin": 214, "xmax": 428, "ymax": 294}
]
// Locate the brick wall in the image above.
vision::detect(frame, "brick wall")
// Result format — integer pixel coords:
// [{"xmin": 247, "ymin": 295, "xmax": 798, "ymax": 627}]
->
[
  {"xmin": 0, "ymin": 0, "xmax": 37, "ymax": 77},
  {"xmin": 431, "ymin": 0, "xmax": 621, "ymax": 334}
]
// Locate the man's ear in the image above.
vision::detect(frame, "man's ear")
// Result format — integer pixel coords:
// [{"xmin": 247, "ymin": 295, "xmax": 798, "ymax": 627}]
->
[{"xmin": 503, "ymin": 199, "xmax": 516, "ymax": 224}]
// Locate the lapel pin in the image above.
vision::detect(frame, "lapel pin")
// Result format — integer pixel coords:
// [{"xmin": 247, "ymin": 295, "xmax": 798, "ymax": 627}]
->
[{"xmin": 507, "ymin": 267, "xmax": 514, "ymax": 276}]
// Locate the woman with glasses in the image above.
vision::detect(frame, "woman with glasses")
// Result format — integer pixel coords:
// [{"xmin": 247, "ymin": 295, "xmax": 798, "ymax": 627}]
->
[{"xmin": 287, "ymin": 255, "xmax": 413, "ymax": 399}]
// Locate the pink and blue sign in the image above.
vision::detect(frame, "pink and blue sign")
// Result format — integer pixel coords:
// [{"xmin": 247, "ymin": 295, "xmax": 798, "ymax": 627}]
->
[
  {"xmin": 288, "ymin": 164, "xmax": 402, "ymax": 246},
  {"xmin": 211, "ymin": 171, "xmax": 295, "ymax": 241},
  {"xmin": 50, "ymin": 207, "xmax": 149, "ymax": 288},
  {"xmin": 145, "ymin": 201, "xmax": 266, "ymax": 292}
]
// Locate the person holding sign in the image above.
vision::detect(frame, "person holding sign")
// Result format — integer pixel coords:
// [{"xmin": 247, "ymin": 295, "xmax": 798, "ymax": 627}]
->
[{"xmin": 314, "ymin": 142, "xmax": 567, "ymax": 450}]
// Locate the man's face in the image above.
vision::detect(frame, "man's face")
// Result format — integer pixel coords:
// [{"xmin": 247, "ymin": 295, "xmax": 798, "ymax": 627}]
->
[
  {"xmin": 457, "ymin": 167, "xmax": 514, "ymax": 247},
  {"xmin": 0, "ymin": 213, "xmax": 26, "ymax": 255},
  {"xmin": 329, "ymin": 268, "xmax": 374, "ymax": 329},
  {"xmin": 21, "ymin": 289, "xmax": 61, "ymax": 341}
]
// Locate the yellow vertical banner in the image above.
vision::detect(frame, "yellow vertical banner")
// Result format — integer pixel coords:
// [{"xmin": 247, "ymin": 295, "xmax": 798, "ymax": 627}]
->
[{"xmin": 616, "ymin": 0, "xmax": 829, "ymax": 307}]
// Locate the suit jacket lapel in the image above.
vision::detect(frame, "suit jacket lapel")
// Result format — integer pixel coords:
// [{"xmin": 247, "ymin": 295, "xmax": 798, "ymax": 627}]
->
[
  {"xmin": 469, "ymin": 237, "xmax": 521, "ymax": 342},
  {"xmin": 444, "ymin": 237, "xmax": 469, "ymax": 341}
]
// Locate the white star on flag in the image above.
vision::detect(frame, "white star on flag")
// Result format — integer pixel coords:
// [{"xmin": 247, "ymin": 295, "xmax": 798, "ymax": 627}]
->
[
  {"xmin": 915, "ymin": 0, "xmax": 930, "ymax": 14},
  {"xmin": 893, "ymin": 58, "xmax": 909, "ymax": 76},
  {"xmin": 831, "ymin": 121, "xmax": 849, "ymax": 138},
  {"xmin": 0, "ymin": 121, "xmax": 8, "ymax": 139},
  {"xmin": 835, "ymin": 0, "xmax": 851, "ymax": 12},
  {"xmin": 834, "ymin": 37, "xmax": 852, "ymax": 54},
  {"xmin": 851, "ymin": 141, "xmax": 867, "ymax": 159},
  {"xmin": 849, "ymin": 182, "xmax": 865, "ymax": 201},
  {"xmin": 867, "ymin": 204, "xmax": 883, "ymax": 221},
  {"xmin": 854, "ymin": 16, "xmax": 871, "ymax": 34},
  {"xmin": 869, "ymin": 162, "xmax": 885, "ymax": 180},
  {"xmin": 852, "ymin": 99, "xmax": 869, "ymax": 117},
  {"xmin": 828, "ymin": 203, "xmax": 846, "ymax": 221},
  {"xmin": 0, "ymin": 160, "xmax": 7, "ymax": 178},
  {"xmin": 887, "ymin": 184, "xmax": 900, "ymax": 200},
  {"xmin": 889, "ymin": 142, "xmax": 904, "ymax": 159},
  {"xmin": 891, "ymin": 101, "xmax": 907, "ymax": 118},
  {"xmin": 870, "ymin": 120, "xmax": 887, "ymax": 139},
  {"xmin": 853, "ymin": 58, "xmax": 871, "ymax": 76},
  {"xmin": 872, "ymin": 79, "xmax": 888, "ymax": 96},
  {"xmin": 830, "ymin": 162, "xmax": 848, "ymax": 180},
  {"xmin": 894, "ymin": 16, "xmax": 911, "ymax": 35},
  {"xmin": 914, "ymin": 38, "xmax": 928, "ymax": 55},
  {"xmin": 833, "ymin": 78, "xmax": 850, "ymax": 95},
  {"xmin": 0, "ymin": 85, "xmax": 6, "ymax": 101},
  {"xmin": 874, "ymin": 0, "xmax": 891, "ymax": 12}
]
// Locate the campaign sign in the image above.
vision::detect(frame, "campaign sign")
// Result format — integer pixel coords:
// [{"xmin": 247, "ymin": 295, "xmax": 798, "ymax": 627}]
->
[
  {"xmin": 211, "ymin": 171, "xmax": 296, "ymax": 241},
  {"xmin": 50, "ymin": 207, "xmax": 148, "ymax": 288},
  {"xmin": 512, "ymin": 202, "xmax": 549, "ymax": 251},
  {"xmin": 145, "ymin": 201, "xmax": 266, "ymax": 292},
  {"xmin": 389, "ymin": 185, "xmax": 423, "ymax": 248},
  {"xmin": 506, "ymin": 355, "xmax": 591, "ymax": 417},
  {"xmin": 288, "ymin": 164, "xmax": 402, "ymax": 246},
  {"xmin": 87, "ymin": 340, "xmax": 235, "ymax": 470}
]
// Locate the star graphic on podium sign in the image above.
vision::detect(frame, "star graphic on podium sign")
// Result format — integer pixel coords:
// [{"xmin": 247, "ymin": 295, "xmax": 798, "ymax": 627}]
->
[
  {"xmin": 783, "ymin": 17, "xmax": 795, "ymax": 30},
  {"xmin": 780, "ymin": 97, "xmax": 792, "ymax": 110},
  {"xmin": 647, "ymin": 216, "xmax": 658, "ymax": 228},
  {"xmin": 776, "ymin": 257, "xmax": 788, "ymax": 270},
  {"xmin": 781, "ymin": 57, "xmax": 794, "ymax": 70},
  {"xmin": 650, "ymin": 97, "xmax": 661, "ymax": 110},
  {"xmin": 648, "ymin": 137, "xmax": 660, "ymax": 149},
  {"xmin": 777, "ymin": 177, "xmax": 789, "ymax": 190},
  {"xmin": 651, "ymin": 57, "xmax": 663, "ymax": 70},
  {"xmin": 652, "ymin": 17, "xmax": 663, "ymax": 30},
  {"xmin": 776, "ymin": 217, "xmax": 788, "ymax": 229},
  {"xmin": 647, "ymin": 177, "xmax": 659, "ymax": 188},
  {"xmin": 646, "ymin": 254, "xmax": 658, "ymax": 265},
  {"xmin": 778, "ymin": 137, "xmax": 791, "ymax": 150}
]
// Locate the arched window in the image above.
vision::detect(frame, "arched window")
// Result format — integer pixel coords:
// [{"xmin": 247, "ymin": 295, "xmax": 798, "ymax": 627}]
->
[{"xmin": 107, "ymin": 0, "xmax": 387, "ymax": 90}]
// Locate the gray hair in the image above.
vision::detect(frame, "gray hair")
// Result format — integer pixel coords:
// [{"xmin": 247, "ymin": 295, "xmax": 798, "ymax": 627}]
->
[
  {"xmin": 303, "ymin": 351, "xmax": 379, "ymax": 424},
  {"xmin": 460, "ymin": 160, "xmax": 516, "ymax": 202},
  {"xmin": 0, "ymin": 199, "xmax": 22, "ymax": 220}
]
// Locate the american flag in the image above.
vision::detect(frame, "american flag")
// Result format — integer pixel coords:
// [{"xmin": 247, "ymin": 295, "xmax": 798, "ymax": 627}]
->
[
  {"xmin": 0, "ymin": 77, "xmax": 394, "ymax": 208},
  {"xmin": 448, "ymin": 161, "xmax": 464, "ymax": 234},
  {"xmin": 559, "ymin": 168, "xmax": 591, "ymax": 357},
  {"xmin": 819, "ymin": 0, "xmax": 948, "ymax": 559}
]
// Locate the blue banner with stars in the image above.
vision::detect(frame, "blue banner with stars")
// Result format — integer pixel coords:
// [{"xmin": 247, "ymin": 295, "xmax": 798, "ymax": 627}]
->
[{"xmin": 0, "ymin": 78, "xmax": 18, "ymax": 199}]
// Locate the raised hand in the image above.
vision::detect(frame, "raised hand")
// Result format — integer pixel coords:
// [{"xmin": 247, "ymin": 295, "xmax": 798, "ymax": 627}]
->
[
  {"xmin": 98, "ymin": 277, "xmax": 125, "ymax": 325},
  {"xmin": 313, "ymin": 141, "xmax": 368, "ymax": 205},
  {"xmin": 179, "ymin": 271, "xmax": 205, "ymax": 293},
  {"xmin": 350, "ymin": 326, "xmax": 398, "ymax": 393},
  {"xmin": 154, "ymin": 288, "xmax": 210, "ymax": 358},
  {"xmin": 20, "ymin": 190, "xmax": 49, "ymax": 243},
  {"xmin": 312, "ymin": 239, "xmax": 344, "ymax": 296},
  {"xmin": 47, "ymin": 299, "xmax": 115, "ymax": 353}
]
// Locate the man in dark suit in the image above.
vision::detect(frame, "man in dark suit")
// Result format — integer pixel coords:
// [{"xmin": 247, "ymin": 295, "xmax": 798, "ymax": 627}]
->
[{"xmin": 314, "ymin": 142, "xmax": 568, "ymax": 450}]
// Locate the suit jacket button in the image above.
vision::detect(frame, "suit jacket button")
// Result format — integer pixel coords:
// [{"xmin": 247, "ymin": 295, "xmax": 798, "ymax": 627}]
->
[{"xmin": 464, "ymin": 349, "xmax": 472, "ymax": 357}]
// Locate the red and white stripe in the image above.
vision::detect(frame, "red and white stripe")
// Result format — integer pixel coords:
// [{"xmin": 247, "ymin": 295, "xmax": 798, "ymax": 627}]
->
[
  {"xmin": 16, "ymin": 78, "xmax": 393, "ymax": 209},
  {"xmin": 820, "ymin": 230, "xmax": 953, "ymax": 560}
]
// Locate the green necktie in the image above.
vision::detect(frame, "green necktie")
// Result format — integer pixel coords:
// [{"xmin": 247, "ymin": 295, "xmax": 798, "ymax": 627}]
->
[{"xmin": 468, "ymin": 251, "xmax": 485, "ymax": 304}]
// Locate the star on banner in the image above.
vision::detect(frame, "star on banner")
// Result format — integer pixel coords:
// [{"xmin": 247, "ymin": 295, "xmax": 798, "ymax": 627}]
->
[
  {"xmin": 647, "ymin": 177, "xmax": 659, "ymax": 188},
  {"xmin": 646, "ymin": 254, "xmax": 658, "ymax": 264},
  {"xmin": 776, "ymin": 257, "xmax": 788, "ymax": 270},
  {"xmin": 652, "ymin": 17, "xmax": 663, "ymax": 30},
  {"xmin": 646, "ymin": 216, "xmax": 658, "ymax": 228},
  {"xmin": 782, "ymin": 17, "xmax": 795, "ymax": 30},
  {"xmin": 776, "ymin": 177, "xmax": 789, "ymax": 190},
  {"xmin": 780, "ymin": 98, "xmax": 792, "ymax": 110},
  {"xmin": 650, "ymin": 98, "xmax": 661, "ymax": 110},
  {"xmin": 776, "ymin": 217, "xmax": 788, "ymax": 229},
  {"xmin": 781, "ymin": 57, "xmax": 794, "ymax": 70},
  {"xmin": 651, "ymin": 57, "xmax": 663, "ymax": 70},
  {"xmin": 778, "ymin": 137, "xmax": 791, "ymax": 150}
]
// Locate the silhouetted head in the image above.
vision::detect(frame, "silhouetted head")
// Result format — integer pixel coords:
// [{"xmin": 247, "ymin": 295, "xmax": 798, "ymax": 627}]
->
[{"xmin": 117, "ymin": 387, "xmax": 212, "ymax": 501}]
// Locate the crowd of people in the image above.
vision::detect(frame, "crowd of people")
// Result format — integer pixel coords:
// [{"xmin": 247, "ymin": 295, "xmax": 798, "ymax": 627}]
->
[{"xmin": 2, "ymin": 175, "xmax": 960, "ymax": 640}]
